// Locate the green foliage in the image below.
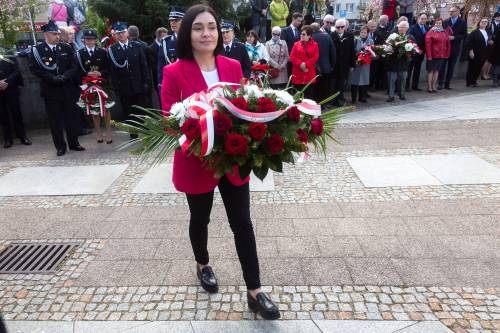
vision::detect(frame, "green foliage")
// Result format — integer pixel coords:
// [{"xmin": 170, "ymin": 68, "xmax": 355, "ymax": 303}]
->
[{"xmin": 88, "ymin": 0, "xmax": 233, "ymax": 42}]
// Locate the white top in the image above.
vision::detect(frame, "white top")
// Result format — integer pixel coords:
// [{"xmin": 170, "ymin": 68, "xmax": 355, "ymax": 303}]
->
[
  {"xmin": 201, "ymin": 69, "xmax": 220, "ymax": 87},
  {"xmin": 479, "ymin": 29, "xmax": 488, "ymax": 46}
]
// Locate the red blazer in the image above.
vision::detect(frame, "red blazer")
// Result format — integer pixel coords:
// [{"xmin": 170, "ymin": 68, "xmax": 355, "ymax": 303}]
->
[
  {"xmin": 161, "ymin": 55, "xmax": 250, "ymax": 194},
  {"xmin": 289, "ymin": 39, "xmax": 319, "ymax": 85},
  {"xmin": 425, "ymin": 29, "xmax": 451, "ymax": 60}
]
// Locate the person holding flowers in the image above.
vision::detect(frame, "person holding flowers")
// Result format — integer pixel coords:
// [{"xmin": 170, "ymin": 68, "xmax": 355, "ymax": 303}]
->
[
  {"xmin": 349, "ymin": 25, "xmax": 374, "ymax": 105},
  {"xmin": 73, "ymin": 29, "xmax": 113, "ymax": 143},
  {"xmin": 160, "ymin": 4, "xmax": 280, "ymax": 320},
  {"xmin": 289, "ymin": 25, "xmax": 319, "ymax": 100}
]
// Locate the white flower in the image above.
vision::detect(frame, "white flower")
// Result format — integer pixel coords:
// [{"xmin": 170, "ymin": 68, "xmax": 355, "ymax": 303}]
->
[
  {"xmin": 387, "ymin": 33, "xmax": 399, "ymax": 41},
  {"xmin": 383, "ymin": 44, "xmax": 394, "ymax": 53},
  {"xmin": 169, "ymin": 102, "xmax": 188, "ymax": 125},
  {"xmin": 404, "ymin": 43, "xmax": 414, "ymax": 52},
  {"xmin": 243, "ymin": 84, "xmax": 263, "ymax": 98},
  {"xmin": 273, "ymin": 90, "xmax": 295, "ymax": 106}
]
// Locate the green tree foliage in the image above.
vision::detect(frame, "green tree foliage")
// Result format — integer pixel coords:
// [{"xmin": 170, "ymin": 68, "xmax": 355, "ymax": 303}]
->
[{"xmin": 88, "ymin": 0, "xmax": 233, "ymax": 42}]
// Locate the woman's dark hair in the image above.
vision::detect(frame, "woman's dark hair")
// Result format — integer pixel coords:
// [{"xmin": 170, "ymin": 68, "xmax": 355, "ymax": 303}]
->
[
  {"xmin": 359, "ymin": 25, "xmax": 368, "ymax": 33},
  {"xmin": 246, "ymin": 30, "xmax": 260, "ymax": 45},
  {"xmin": 176, "ymin": 4, "xmax": 223, "ymax": 60},
  {"xmin": 301, "ymin": 25, "xmax": 313, "ymax": 36},
  {"xmin": 434, "ymin": 17, "xmax": 443, "ymax": 23},
  {"xmin": 476, "ymin": 17, "xmax": 489, "ymax": 28}
]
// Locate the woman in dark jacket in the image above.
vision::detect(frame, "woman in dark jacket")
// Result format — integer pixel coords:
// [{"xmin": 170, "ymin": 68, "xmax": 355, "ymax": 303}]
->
[
  {"xmin": 425, "ymin": 18, "xmax": 451, "ymax": 92},
  {"xmin": 466, "ymin": 18, "xmax": 492, "ymax": 87}
]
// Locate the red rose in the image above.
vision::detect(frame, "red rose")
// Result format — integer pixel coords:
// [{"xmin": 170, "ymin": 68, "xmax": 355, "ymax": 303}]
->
[
  {"xmin": 287, "ymin": 106, "xmax": 300, "ymax": 123},
  {"xmin": 248, "ymin": 122, "xmax": 267, "ymax": 141},
  {"xmin": 310, "ymin": 118, "xmax": 324, "ymax": 136},
  {"xmin": 181, "ymin": 118, "xmax": 201, "ymax": 141},
  {"xmin": 213, "ymin": 111, "xmax": 232, "ymax": 136},
  {"xmin": 231, "ymin": 97, "xmax": 248, "ymax": 110},
  {"xmin": 296, "ymin": 128, "xmax": 308, "ymax": 143},
  {"xmin": 266, "ymin": 133, "xmax": 285, "ymax": 155},
  {"xmin": 225, "ymin": 133, "xmax": 248, "ymax": 156},
  {"xmin": 257, "ymin": 97, "xmax": 276, "ymax": 113}
]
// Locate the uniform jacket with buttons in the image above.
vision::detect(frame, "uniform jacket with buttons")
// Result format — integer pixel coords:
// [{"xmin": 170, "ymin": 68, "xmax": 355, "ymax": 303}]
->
[{"xmin": 72, "ymin": 47, "xmax": 110, "ymax": 82}]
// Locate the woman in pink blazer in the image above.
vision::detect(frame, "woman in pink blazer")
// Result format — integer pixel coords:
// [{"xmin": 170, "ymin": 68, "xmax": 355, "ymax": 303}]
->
[{"xmin": 160, "ymin": 4, "xmax": 280, "ymax": 320}]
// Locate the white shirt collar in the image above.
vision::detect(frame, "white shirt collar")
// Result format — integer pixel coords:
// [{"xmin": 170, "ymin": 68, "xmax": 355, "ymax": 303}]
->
[
  {"xmin": 119, "ymin": 40, "xmax": 129, "ymax": 48},
  {"xmin": 155, "ymin": 39, "xmax": 162, "ymax": 47},
  {"xmin": 224, "ymin": 41, "xmax": 233, "ymax": 49},
  {"xmin": 86, "ymin": 46, "xmax": 95, "ymax": 53},
  {"xmin": 46, "ymin": 42, "xmax": 56, "ymax": 50}
]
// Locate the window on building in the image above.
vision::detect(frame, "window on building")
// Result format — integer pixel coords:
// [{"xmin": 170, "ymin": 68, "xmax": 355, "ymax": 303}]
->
[
  {"xmin": 335, "ymin": 3, "xmax": 341, "ymax": 13},
  {"xmin": 346, "ymin": 3, "xmax": 354, "ymax": 12}
]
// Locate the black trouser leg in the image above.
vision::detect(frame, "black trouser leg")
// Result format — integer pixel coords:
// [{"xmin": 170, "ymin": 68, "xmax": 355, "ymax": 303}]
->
[
  {"xmin": 186, "ymin": 191, "xmax": 214, "ymax": 266},
  {"xmin": 359, "ymin": 86, "xmax": 367, "ymax": 101},
  {"xmin": 1, "ymin": 90, "xmax": 26, "ymax": 141},
  {"xmin": 185, "ymin": 176, "xmax": 261, "ymax": 290},
  {"xmin": 63, "ymin": 97, "xmax": 81, "ymax": 148},
  {"xmin": 0, "ymin": 94, "xmax": 13, "ymax": 142},
  {"xmin": 44, "ymin": 99, "xmax": 67, "ymax": 151},
  {"xmin": 218, "ymin": 176, "xmax": 261, "ymax": 290},
  {"xmin": 315, "ymin": 73, "xmax": 332, "ymax": 103},
  {"xmin": 411, "ymin": 55, "xmax": 424, "ymax": 89},
  {"xmin": 351, "ymin": 85, "xmax": 358, "ymax": 103}
]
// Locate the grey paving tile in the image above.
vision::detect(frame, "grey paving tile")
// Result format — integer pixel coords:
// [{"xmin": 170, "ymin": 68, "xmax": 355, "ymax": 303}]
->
[
  {"xmin": 6, "ymin": 321, "xmax": 74, "ymax": 333},
  {"xmin": 120, "ymin": 260, "xmax": 170, "ymax": 286},
  {"xmin": 396, "ymin": 321, "xmax": 454, "ymax": 333},
  {"xmin": 192, "ymin": 320, "xmax": 321, "ymax": 333},
  {"xmin": 276, "ymin": 237, "xmax": 320, "ymax": 258},
  {"xmin": 163, "ymin": 260, "xmax": 198, "ymax": 285},
  {"xmin": 259, "ymin": 258, "xmax": 306, "ymax": 285},
  {"xmin": 256, "ymin": 218, "xmax": 295, "ymax": 236},
  {"xmin": 75, "ymin": 321, "xmax": 194, "ymax": 333},
  {"xmin": 368, "ymin": 201, "xmax": 414, "ymax": 217},
  {"xmin": 391, "ymin": 259, "xmax": 453, "ymax": 286},
  {"xmin": 45, "ymin": 207, "xmax": 114, "ymax": 222},
  {"xmin": 442, "ymin": 259, "xmax": 500, "ymax": 287},
  {"xmin": 155, "ymin": 238, "xmax": 194, "ymax": 260},
  {"xmin": 98, "ymin": 239, "xmax": 162, "ymax": 260},
  {"xmin": 255, "ymin": 237, "xmax": 280, "ymax": 258},
  {"xmin": 314, "ymin": 320, "xmax": 415, "ymax": 333},
  {"xmin": 338, "ymin": 202, "xmax": 380, "ymax": 217},
  {"xmin": 364, "ymin": 217, "xmax": 413, "ymax": 235},
  {"xmin": 439, "ymin": 215, "xmax": 500, "ymax": 236},
  {"xmin": 106, "ymin": 207, "xmax": 145, "ymax": 221},
  {"xmin": 210, "ymin": 259, "xmax": 245, "ymax": 285},
  {"xmin": 357, "ymin": 236, "xmax": 409, "ymax": 258},
  {"xmin": 439, "ymin": 235, "xmax": 500, "ymax": 258},
  {"xmin": 206, "ymin": 237, "xmax": 239, "ymax": 259},
  {"xmin": 144, "ymin": 221, "xmax": 191, "ymax": 239},
  {"xmin": 293, "ymin": 218, "xmax": 371, "ymax": 236},
  {"xmin": 398, "ymin": 236, "xmax": 454, "ymax": 258},
  {"xmin": 346, "ymin": 258, "xmax": 403, "ymax": 285},
  {"xmin": 403, "ymin": 216, "xmax": 448, "ymax": 235},
  {"xmin": 316, "ymin": 236, "xmax": 364, "ymax": 257},
  {"xmin": 76, "ymin": 260, "xmax": 130, "ymax": 286},
  {"xmin": 140, "ymin": 206, "xmax": 191, "ymax": 220},
  {"xmin": 300, "ymin": 258, "xmax": 352, "ymax": 285}
]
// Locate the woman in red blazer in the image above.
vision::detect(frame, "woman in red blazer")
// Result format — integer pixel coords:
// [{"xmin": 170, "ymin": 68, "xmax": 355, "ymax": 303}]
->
[
  {"xmin": 160, "ymin": 4, "xmax": 280, "ymax": 320},
  {"xmin": 425, "ymin": 18, "xmax": 451, "ymax": 92},
  {"xmin": 289, "ymin": 25, "xmax": 319, "ymax": 100}
]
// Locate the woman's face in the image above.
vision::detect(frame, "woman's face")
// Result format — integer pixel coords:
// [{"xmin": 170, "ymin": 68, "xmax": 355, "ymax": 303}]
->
[
  {"xmin": 435, "ymin": 20, "xmax": 443, "ymax": 28},
  {"xmin": 479, "ymin": 19, "xmax": 488, "ymax": 29},
  {"xmin": 191, "ymin": 12, "xmax": 219, "ymax": 54},
  {"xmin": 360, "ymin": 29, "xmax": 368, "ymax": 38},
  {"xmin": 300, "ymin": 31, "xmax": 310, "ymax": 42},
  {"xmin": 246, "ymin": 34, "xmax": 255, "ymax": 44}
]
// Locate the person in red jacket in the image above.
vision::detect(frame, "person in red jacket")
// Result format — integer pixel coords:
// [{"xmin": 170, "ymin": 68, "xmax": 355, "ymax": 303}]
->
[
  {"xmin": 160, "ymin": 4, "xmax": 280, "ymax": 320},
  {"xmin": 289, "ymin": 25, "xmax": 319, "ymax": 100},
  {"xmin": 382, "ymin": 0, "xmax": 399, "ymax": 29},
  {"xmin": 425, "ymin": 18, "xmax": 451, "ymax": 92}
]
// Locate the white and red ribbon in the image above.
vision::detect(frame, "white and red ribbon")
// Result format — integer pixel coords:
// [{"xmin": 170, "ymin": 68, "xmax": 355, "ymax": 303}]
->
[{"xmin": 81, "ymin": 85, "xmax": 109, "ymax": 117}]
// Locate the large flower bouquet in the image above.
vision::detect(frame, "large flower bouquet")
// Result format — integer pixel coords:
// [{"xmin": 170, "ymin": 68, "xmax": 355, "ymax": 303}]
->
[
  {"xmin": 77, "ymin": 74, "xmax": 115, "ymax": 117},
  {"xmin": 384, "ymin": 33, "xmax": 421, "ymax": 59},
  {"xmin": 115, "ymin": 81, "xmax": 341, "ymax": 180}
]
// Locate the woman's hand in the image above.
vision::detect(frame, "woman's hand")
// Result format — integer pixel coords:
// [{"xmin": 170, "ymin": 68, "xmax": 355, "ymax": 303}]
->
[
  {"xmin": 252, "ymin": 61, "xmax": 259, "ymax": 66},
  {"xmin": 469, "ymin": 50, "xmax": 474, "ymax": 59},
  {"xmin": 88, "ymin": 71, "xmax": 101, "ymax": 77},
  {"xmin": 300, "ymin": 62, "xmax": 307, "ymax": 71}
]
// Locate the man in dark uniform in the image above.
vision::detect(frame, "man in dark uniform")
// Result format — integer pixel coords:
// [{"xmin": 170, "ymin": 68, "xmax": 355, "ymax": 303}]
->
[
  {"xmin": 108, "ymin": 22, "xmax": 150, "ymax": 138},
  {"xmin": 221, "ymin": 20, "xmax": 252, "ymax": 78},
  {"xmin": 147, "ymin": 27, "xmax": 168, "ymax": 98},
  {"xmin": 157, "ymin": 7, "xmax": 184, "ymax": 88},
  {"xmin": 0, "ymin": 52, "xmax": 31, "ymax": 148},
  {"xmin": 30, "ymin": 21, "xmax": 84, "ymax": 156}
]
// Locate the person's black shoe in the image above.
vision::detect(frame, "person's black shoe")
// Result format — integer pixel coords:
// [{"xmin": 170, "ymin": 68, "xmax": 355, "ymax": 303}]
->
[
  {"xmin": 196, "ymin": 265, "xmax": 218, "ymax": 293},
  {"xmin": 69, "ymin": 145, "xmax": 86, "ymax": 151},
  {"xmin": 399, "ymin": 95, "xmax": 406, "ymax": 100},
  {"xmin": 3, "ymin": 140, "xmax": 13, "ymax": 149},
  {"xmin": 56, "ymin": 149, "xmax": 66, "ymax": 156},
  {"xmin": 79, "ymin": 128, "xmax": 93, "ymax": 136},
  {"xmin": 387, "ymin": 96, "xmax": 395, "ymax": 102},
  {"xmin": 437, "ymin": 85, "xmax": 443, "ymax": 90},
  {"xmin": 412, "ymin": 87, "xmax": 422, "ymax": 91},
  {"xmin": 20, "ymin": 137, "xmax": 32, "ymax": 145},
  {"xmin": 444, "ymin": 86, "xmax": 452, "ymax": 90},
  {"xmin": 247, "ymin": 292, "xmax": 281, "ymax": 320}
]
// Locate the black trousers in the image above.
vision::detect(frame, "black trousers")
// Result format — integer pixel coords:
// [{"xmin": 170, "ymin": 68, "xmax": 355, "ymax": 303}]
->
[
  {"xmin": 407, "ymin": 53, "xmax": 424, "ymax": 89},
  {"xmin": 370, "ymin": 58, "xmax": 387, "ymax": 89},
  {"xmin": 0, "ymin": 90, "xmax": 26, "ymax": 142},
  {"xmin": 186, "ymin": 176, "xmax": 261, "ymax": 290},
  {"xmin": 466, "ymin": 57, "xmax": 486, "ymax": 86},
  {"xmin": 119, "ymin": 92, "xmax": 149, "ymax": 121},
  {"xmin": 332, "ymin": 74, "xmax": 348, "ymax": 103},
  {"xmin": 314, "ymin": 72, "xmax": 333, "ymax": 104},
  {"xmin": 43, "ymin": 97, "xmax": 80, "ymax": 151},
  {"xmin": 438, "ymin": 50, "xmax": 460, "ymax": 87}
]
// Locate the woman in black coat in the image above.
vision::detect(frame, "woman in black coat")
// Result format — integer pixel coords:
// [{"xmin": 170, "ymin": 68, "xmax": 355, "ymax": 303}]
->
[{"xmin": 466, "ymin": 18, "xmax": 492, "ymax": 87}]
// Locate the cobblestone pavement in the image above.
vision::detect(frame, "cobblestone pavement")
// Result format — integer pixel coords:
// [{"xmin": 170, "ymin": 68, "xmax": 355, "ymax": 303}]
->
[{"xmin": 1, "ymin": 90, "xmax": 499, "ymax": 333}]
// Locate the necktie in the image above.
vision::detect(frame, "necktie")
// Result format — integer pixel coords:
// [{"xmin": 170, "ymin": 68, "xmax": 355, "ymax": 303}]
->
[
  {"xmin": 421, "ymin": 25, "xmax": 425, "ymax": 34},
  {"xmin": 294, "ymin": 28, "xmax": 299, "ymax": 39},
  {"xmin": 123, "ymin": 44, "xmax": 127, "ymax": 50},
  {"xmin": 225, "ymin": 45, "xmax": 230, "ymax": 54},
  {"xmin": 89, "ymin": 50, "xmax": 93, "ymax": 57}
]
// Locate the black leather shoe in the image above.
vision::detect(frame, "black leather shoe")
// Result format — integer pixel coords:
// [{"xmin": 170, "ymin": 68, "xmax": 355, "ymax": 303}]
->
[
  {"xmin": 20, "ymin": 137, "xmax": 32, "ymax": 145},
  {"xmin": 437, "ymin": 85, "xmax": 443, "ymax": 90},
  {"xmin": 69, "ymin": 145, "xmax": 86, "ymax": 151},
  {"xmin": 444, "ymin": 86, "xmax": 452, "ymax": 90},
  {"xmin": 3, "ymin": 140, "xmax": 13, "ymax": 149},
  {"xmin": 399, "ymin": 95, "xmax": 406, "ymax": 100},
  {"xmin": 56, "ymin": 149, "xmax": 66, "ymax": 156},
  {"xmin": 387, "ymin": 96, "xmax": 395, "ymax": 102},
  {"xmin": 247, "ymin": 292, "xmax": 280, "ymax": 320},
  {"xmin": 197, "ymin": 265, "xmax": 218, "ymax": 293},
  {"xmin": 412, "ymin": 87, "xmax": 422, "ymax": 91}
]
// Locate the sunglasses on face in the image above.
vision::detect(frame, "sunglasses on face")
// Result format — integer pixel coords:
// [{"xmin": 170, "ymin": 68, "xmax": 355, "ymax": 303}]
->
[
  {"xmin": 335, "ymin": 26, "xmax": 345, "ymax": 29},
  {"xmin": 325, "ymin": 21, "xmax": 334, "ymax": 24},
  {"xmin": 272, "ymin": 33, "xmax": 280, "ymax": 36}
]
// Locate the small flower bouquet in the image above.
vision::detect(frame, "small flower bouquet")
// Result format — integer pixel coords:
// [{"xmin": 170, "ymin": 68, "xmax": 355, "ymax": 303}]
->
[
  {"xmin": 77, "ymin": 73, "xmax": 115, "ymax": 117},
  {"xmin": 115, "ymin": 81, "xmax": 342, "ymax": 181},
  {"xmin": 384, "ymin": 33, "xmax": 421, "ymax": 59},
  {"xmin": 356, "ymin": 45, "xmax": 376, "ymax": 65}
]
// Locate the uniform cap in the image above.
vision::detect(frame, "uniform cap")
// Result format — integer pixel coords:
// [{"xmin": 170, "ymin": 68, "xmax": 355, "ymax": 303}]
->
[
  {"xmin": 82, "ymin": 29, "xmax": 97, "ymax": 39},
  {"xmin": 41, "ymin": 21, "xmax": 60, "ymax": 33},
  {"xmin": 169, "ymin": 6, "xmax": 185, "ymax": 20},
  {"xmin": 112, "ymin": 22, "xmax": 128, "ymax": 33}
]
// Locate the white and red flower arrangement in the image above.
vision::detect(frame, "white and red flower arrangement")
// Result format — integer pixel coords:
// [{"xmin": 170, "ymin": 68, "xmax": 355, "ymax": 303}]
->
[
  {"xmin": 77, "ymin": 75, "xmax": 115, "ymax": 117},
  {"xmin": 116, "ymin": 81, "xmax": 340, "ymax": 180},
  {"xmin": 384, "ymin": 33, "xmax": 421, "ymax": 59},
  {"xmin": 356, "ymin": 45, "xmax": 376, "ymax": 65}
]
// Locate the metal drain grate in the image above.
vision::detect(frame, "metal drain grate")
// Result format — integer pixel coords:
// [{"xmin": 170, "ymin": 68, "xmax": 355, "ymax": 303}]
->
[{"xmin": 0, "ymin": 242, "xmax": 80, "ymax": 274}]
